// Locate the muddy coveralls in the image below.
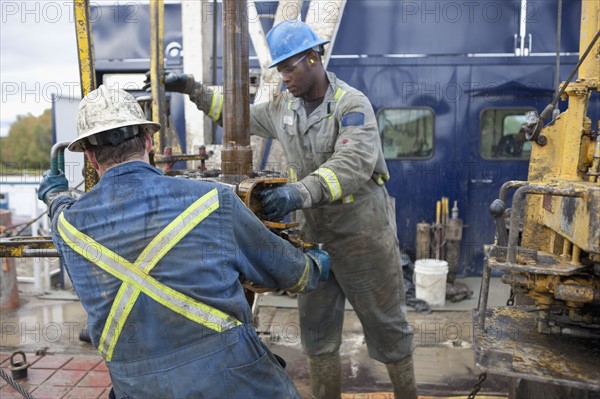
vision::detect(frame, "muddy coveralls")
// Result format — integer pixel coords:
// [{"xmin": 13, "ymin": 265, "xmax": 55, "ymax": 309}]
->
[
  {"xmin": 49, "ymin": 161, "xmax": 324, "ymax": 398},
  {"xmin": 189, "ymin": 72, "xmax": 415, "ymax": 394}
]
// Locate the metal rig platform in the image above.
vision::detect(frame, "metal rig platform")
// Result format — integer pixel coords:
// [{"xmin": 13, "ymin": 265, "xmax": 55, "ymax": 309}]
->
[{"xmin": 473, "ymin": 306, "xmax": 600, "ymax": 392}]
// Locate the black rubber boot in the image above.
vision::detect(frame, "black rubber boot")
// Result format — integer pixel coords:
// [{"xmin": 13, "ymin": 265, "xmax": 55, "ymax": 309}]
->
[
  {"xmin": 308, "ymin": 352, "xmax": 342, "ymax": 399},
  {"xmin": 386, "ymin": 355, "xmax": 418, "ymax": 399}
]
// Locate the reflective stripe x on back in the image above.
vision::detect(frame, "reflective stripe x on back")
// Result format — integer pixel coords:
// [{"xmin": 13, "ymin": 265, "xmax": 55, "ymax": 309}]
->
[{"xmin": 57, "ymin": 188, "xmax": 242, "ymax": 361}]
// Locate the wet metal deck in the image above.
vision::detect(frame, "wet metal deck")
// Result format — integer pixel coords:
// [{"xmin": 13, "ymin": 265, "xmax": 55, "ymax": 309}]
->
[{"xmin": 1, "ymin": 278, "xmax": 513, "ymax": 398}]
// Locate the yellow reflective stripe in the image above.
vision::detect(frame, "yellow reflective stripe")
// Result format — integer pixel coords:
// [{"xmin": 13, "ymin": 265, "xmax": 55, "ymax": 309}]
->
[
  {"xmin": 313, "ymin": 167, "xmax": 342, "ymax": 201},
  {"xmin": 287, "ymin": 100, "xmax": 292, "ymax": 110},
  {"xmin": 101, "ymin": 285, "xmax": 140, "ymax": 361},
  {"xmin": 96, "ymin": 189, "xmax": 222, "ymax": 360},
  {"xmin": 329, "ymin": 87, "xmax": 347, "ymax": 119},
  {"xmin": 286, "ymin": 256, "xmax": 310, "ymax": 292},
  {"xmin": 375, "ymin": 173, "xmax": 390, "ymax": 186},
  {"xmin": 208, "ymin": 92, "xmax": 223, "ymax": 121},
  {"xmin": 342, "ymin": 194, "xmax": 354, "ymax": 204},
  {"xmin": 137, "ymin": 189, "xmax": 219, "ymax": 272},
  {"xmin": 289, "ymin": 167, "xmax": 297, "ymax": 183},
  {"xmin": 334, "ymin": 87, "xmax": 347, "ymax": 101},
  {"xmin": 57, "ymin": 213, "xmax": 241, "ymax": 335},
  {"xmin": 98, "ymin": 283, "xmax": 130, "ymax": 357}
]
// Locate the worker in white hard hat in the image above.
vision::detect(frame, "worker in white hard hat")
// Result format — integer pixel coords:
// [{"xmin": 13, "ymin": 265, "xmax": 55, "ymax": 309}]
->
[
  {"xmin": 147, "ymin": 19, "xmax": 417, "ymax": 399},
  {"xmin": 38, "ymin": 85, "xmax": 330, "ymax": 398}
]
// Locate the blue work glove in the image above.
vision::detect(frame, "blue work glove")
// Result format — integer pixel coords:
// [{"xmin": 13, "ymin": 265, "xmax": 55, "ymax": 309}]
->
[
  {"xmin": 259, "ymin": 185, "xmax": 303, "ymax": 220},
  {"xmin": 143, "ymin": 71, "xmax": 196, "ymax": 94},
  {"xmin": 307, "ymin": 248, "xmax": 330, "ymax": 281},
  {"xmin": 38, "ymin": 170, "xmax": 68, "ymax": 205}
]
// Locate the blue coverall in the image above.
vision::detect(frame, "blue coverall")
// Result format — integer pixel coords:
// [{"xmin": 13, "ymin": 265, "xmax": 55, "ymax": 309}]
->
[{"xmin": 50, "ymin": 161, "xmax": 321, "ymax": 398}]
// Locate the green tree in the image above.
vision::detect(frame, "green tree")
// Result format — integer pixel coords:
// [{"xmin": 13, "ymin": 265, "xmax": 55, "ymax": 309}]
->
[{"xmin": 0, "ymin": 109, "xmax": 53, "ymax": 171}]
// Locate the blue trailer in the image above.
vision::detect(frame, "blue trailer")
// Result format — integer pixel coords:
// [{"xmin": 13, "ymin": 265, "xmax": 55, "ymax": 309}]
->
[{"xmin": 88, "ymin": 0, "xmax": 599, "ymax": 276}]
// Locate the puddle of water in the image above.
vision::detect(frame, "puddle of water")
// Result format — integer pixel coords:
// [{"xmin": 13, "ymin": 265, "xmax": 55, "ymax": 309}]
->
[{"xmin": 1, "ymin": 295, "xmax": 92, "ymax": 353}]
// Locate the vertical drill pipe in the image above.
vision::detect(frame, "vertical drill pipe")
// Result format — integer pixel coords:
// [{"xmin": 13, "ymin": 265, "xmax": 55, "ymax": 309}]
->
[
  {"xmin": 150, "ymin": 0, "xmax": 167, "ymax": 154},
  {"xmin": 477, "ymin": 259, "xmax": 492, "ymax": 331},
  {"xmin": 221, "ymin": 0, "xmax": 253, "ymax": 179},
  {"xmin": 73, "ymin": 0, "xmax": 99, "ymax": 191},
  {"xmin": 506, "ymin": 185, "xmax": 585, "ymax": 263}
]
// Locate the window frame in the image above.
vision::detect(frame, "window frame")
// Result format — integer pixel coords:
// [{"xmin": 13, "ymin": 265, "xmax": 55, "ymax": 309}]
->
[
  {"xmin": 376, "ymin": 107, "xmax": 436, "ymax": 161},
  {"xmin": 478, "ymin": 106, "xmax": 535, "ymax": 161}
]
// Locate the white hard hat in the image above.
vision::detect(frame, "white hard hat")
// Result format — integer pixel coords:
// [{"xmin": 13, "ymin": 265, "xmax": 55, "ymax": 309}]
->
[{"xmin": 69, "ymin": 85, "xmax": 161, "ymax": 152}]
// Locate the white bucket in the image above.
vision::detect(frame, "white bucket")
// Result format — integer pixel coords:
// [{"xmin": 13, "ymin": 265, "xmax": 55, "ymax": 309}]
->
[{"xmin": 414, "ymin": 259, "xmax": 448, "ymax": 307}]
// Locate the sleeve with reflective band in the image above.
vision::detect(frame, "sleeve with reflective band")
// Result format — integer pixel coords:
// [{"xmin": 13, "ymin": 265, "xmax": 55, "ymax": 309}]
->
[
  {"xmin": 285, "ymin": 256, "xmax": 311, "ymax": 292},
  {"xmin": 188, "ymin": 84, "xmax": 224, "ymax": 124},
  {"xmin": 300, "ymin": 77, "xmax": 386, "ymax": 206},
  {"xmin": 56, "ymin": 188, "xmax": 242, "ymax": 361},
  {"xmin": 208, "ymin": 92, "xmax": 223, "ymax": 122},
  {"xmin": 312, "ymin": 167, "xmax": 342, "ymax": 201}
]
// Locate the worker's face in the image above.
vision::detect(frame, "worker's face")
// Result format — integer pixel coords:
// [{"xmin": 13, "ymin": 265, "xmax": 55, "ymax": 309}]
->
[{"xmin": 277, "ymin": 52, "xmax": 310, "ymax": 97}]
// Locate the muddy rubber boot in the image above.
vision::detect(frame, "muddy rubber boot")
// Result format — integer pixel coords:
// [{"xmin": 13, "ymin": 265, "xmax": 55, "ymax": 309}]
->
[
  {"xmin": 386, "ymin": 355, "xmax": 418, "ymax": 399},
  {"xmin": 308, "ymin": 352, "xmax": 342, "ymax": 399}
]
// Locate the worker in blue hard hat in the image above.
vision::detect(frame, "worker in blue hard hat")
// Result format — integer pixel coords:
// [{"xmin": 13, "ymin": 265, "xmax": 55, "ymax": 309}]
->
[
  {"xmin": 148, "ymin": 19, "xmax": 417, "ymax": 399},
  {"xmin": 37, "ymin": 85, "xmax": 330, "ymax": 398}
]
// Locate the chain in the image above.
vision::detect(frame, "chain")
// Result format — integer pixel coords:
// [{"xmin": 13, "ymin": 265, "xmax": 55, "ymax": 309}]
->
[
  {"xmin": 467, "ymin": 372, "xmax": 487, "ymax": 399},
  {"xmin": 506, "ymin": 288, "xmax": 515, "ymax": 306}
]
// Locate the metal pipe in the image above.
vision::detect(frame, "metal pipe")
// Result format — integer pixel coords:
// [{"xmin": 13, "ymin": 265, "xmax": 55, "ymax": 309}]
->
[
  {"xmin": 562, "ymin": 239, "xmax": 572, "ymax": 257},
  {"xmin": 73, "ymin": 0, "xmax": 99, "ymax": 191},
  {"xmin": 507, "ymin": 185, "xmax": 586, "ymax": 263},
  {"xmin": 221, "ymin": 0, "xmax": 253, "ymax": 180},
  {"xmin": 21, "ymin": 249, "xmax": 60, "ymax": 258},
  {"xmin": 519, "ymin": 0, "xmax": 528, "ymax": 56},
  {"xmin": 477, "ymin": 260, "xmax": 492, "ymax": 331},
  {"xmin": 50, "ymin": 142, "xmax": 70, "ymax": 174},
  {"xmin": 150, "ymin": 0, "xmax": 167, "ymax": 154},
  {"xmin": 572, "ymin": 244, "xmax": 581, "ymax": 264},
  {"xmin": 499, "ymin": 180, "xmax": 529, "ymax": 203}
]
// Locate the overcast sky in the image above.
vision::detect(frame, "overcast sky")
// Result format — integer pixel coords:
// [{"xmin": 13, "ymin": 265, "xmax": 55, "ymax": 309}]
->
[{"xmin": 1, "ymin": 1, "xmax": 81, "ymax": 137}]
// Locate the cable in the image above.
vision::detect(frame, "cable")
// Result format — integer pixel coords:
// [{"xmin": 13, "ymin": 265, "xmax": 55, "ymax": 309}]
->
[
  {"xmin": 0, "ymin": 368, "xmax": 36, "ymax": 399},
  {"xmin": 540, "ymin": 29, "xmax": 600, "ymax": 121},
  {"xmin": 554, "ymin": 0, "xmax": 562, "ymax": 99}
]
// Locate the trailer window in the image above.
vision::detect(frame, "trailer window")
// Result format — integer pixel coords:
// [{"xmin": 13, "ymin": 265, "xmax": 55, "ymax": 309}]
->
[
  {"xmin": 480, "ymin": 109, "xmax": 533, "ymax": 160},
  {"xmin": 378, "ymin": 109, "xmax": 434, "ymax": 159}
]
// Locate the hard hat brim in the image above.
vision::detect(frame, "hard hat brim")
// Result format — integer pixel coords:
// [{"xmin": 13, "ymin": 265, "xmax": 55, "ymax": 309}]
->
[
  {"xmin": 268, "ymin": 39, "xmax": 330, "ymax": 68},
  {"xmin": 67, "ymin": 120, "xmax": 161, "ymax": 152}
]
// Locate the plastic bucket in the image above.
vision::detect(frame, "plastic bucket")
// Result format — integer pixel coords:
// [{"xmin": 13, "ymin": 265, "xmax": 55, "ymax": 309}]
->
[{"xmin": 414, "ymin": 259, "xmax": 448, "ymax": 307}]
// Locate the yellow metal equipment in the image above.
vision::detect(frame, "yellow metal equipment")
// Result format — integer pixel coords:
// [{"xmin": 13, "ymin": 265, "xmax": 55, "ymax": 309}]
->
[{"xmin": 475, "ymin": 1, "xmax": 600, "ymax": 395}]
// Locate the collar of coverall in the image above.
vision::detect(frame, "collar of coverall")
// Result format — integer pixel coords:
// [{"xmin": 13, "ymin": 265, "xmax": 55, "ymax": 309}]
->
[{"xmin": 288, "ymin": 71, "xmax": 338, "ymax": 112}]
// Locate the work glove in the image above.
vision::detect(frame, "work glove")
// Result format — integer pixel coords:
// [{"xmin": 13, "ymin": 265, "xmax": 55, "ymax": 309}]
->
[
  {"xmin": 143, "ymin": 71, "xmax": 196, "ymax": 94},
  {"xmin": 306, "ymin": 248, "xmax": 330, "ymax": 281},
  {"xmin": 259, "ymin": 184, "xmax": 303, "ymax": 220},
  {"xmin": 38, "ymin": 170, "xmax": 69, "ymax": 205}
]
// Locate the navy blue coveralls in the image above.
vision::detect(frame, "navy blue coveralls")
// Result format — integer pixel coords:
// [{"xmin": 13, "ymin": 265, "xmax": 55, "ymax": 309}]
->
[{"xmin": 50, "ymin": 161, "xmax": 321, "ymax": 398}]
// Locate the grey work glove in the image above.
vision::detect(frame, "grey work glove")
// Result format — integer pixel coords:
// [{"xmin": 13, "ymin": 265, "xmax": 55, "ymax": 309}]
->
[
  {"xmin": 258, "ymin": 184, "xmax": 303, "ymax": 221},
  {"xmin": 143, "ymin": 71, "xmax": 196, "ymax": 94}
]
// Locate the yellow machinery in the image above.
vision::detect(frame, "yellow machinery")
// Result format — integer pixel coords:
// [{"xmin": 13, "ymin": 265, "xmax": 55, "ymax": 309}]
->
[{"xmin": 475, "ymin": 1, "xmax": 600, "ymax": 396}]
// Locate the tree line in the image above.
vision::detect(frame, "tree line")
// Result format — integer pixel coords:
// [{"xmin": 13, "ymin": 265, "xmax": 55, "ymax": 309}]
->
[{"xmin": 1, "ymin": 109, "xmax": 52, "ymax": 171}]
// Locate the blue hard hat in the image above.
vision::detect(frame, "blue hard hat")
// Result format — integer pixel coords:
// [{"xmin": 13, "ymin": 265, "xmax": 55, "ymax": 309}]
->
[{"xmin": 267, "ymin": 20, "xmax": 330, "ymax": 68}]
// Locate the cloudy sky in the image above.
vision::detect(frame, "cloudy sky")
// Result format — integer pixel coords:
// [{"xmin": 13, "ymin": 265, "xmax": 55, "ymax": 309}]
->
[{"xmin": 1, "ymin": 1, "xmax": 81, "ymax": 137}]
